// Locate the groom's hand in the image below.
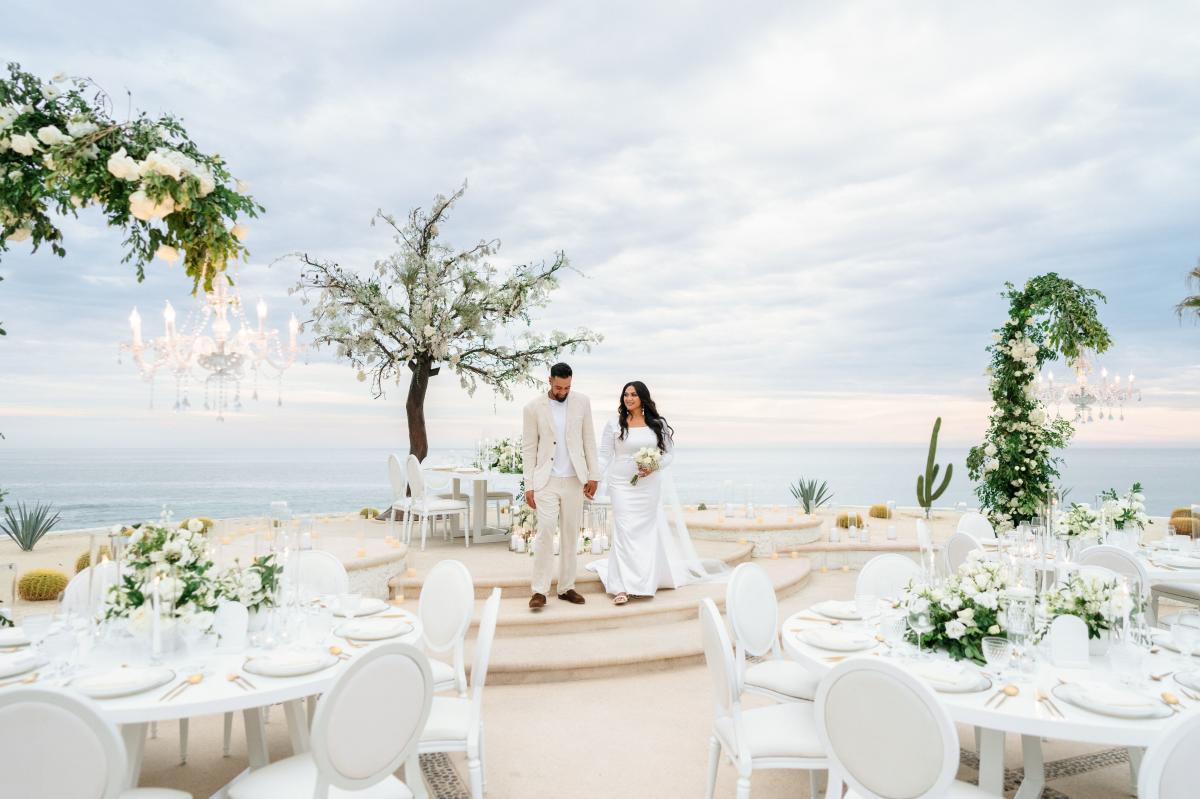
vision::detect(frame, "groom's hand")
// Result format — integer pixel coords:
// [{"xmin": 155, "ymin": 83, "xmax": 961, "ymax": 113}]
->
[
  {"xmin": 525, "ymin": 490, "xmax": 536, "ymax": 509},
  {"xmin": 584, "ymin": 480, "xmax": 597, "ymax": 499}
]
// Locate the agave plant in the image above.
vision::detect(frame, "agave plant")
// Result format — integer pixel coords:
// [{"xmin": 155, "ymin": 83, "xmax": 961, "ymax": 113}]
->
[
  {"xmin": 1177, "ymin": 263, "xmax": 1200, "ymax": 322},
  {"xmin": 1, "ymin": 502, "xmax": 62, "ymax": 552},
  {"xmin": 790, "ymin": 478, "xmax": 834, "ymax": 514}
]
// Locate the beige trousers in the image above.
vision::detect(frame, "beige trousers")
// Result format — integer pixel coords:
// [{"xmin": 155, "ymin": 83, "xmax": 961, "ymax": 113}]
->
[{"xmin": 531, "ymin": 476, "xmax": 585, "ymax": 595}]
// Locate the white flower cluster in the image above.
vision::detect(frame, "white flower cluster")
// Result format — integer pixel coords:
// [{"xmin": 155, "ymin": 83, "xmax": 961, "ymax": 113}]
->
[
  {"xmin": 107, "ymin": 146, "xmax": 218, "ymax": 221},
  {"xmin": 1002, "ymin": 330, "xmax": 1040, "ymax": 375},
  {"xmin": 215, "ymin": 560, "xmax": 273, "ymax": 611},
  {"xmin": 1045, "ymin": 573, "xmax": 1133, "ymax": 635},
  {"xmin": 486, "ymin": 436, "xmax": 523, "ymax": 473},
  {"xmin": 903, "ymin": 554, "xmax": 1008, "ymax": 644},
  {"xmin": 103, "ymin": 519, "xmax": 217, "ymax": 629},
  {"xmin": 1055, "ymin": 502, "xmax": 1101, "ymax": 538},
  {"xmin": 1101, "ymin": 484, "xmax": 1148, "ymax": 531}
]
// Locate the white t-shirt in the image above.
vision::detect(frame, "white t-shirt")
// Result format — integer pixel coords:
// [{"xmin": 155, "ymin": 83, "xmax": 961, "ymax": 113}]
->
[{"xmin": 549, "ymin": 397, "xmax": 575, "ymax": 478}]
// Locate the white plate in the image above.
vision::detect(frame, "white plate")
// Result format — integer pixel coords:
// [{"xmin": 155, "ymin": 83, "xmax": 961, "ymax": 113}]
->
[
  {"xmin": 0, "ymin": 651, "xmax": 46, "ymax": 680},
  {"xmin": 72, "ymin": 667, "xmax": 176, "ymax": 699},
  {"xmin": 1174, "ymin": 671, "xmax": 1200, "ymax": 693},
  {"xmin": 907, "ymin": 661, "xmax": 991, "ymax": 693},
  {"xmin": 811, "ymin": 600, "xmax": 862, "ymax": 621},
  {"xmin": 1154, "ymin": 554, "xmax": 1200, "ymax": 569},
  {"xmin": 244, "ymin": 650, "xmax": 340, "ymax": 678},
  {"xmin": 1152, "ymin": 630, "xmax": 1200, "ymax": 657},
  {"xmin": 1052, "ymin": 681, "xmax": 1172, "ymax": 719},
  {"xmin": 329, "ymin": 597, "xmax": 390, "ymax": 618},
  {"xmin": 796, "ymin": 628, "xmax": 877, "ymax": 652},
  {"xmin": 335, "ymin": 618, "xmax": 413, "ymax": 641}
]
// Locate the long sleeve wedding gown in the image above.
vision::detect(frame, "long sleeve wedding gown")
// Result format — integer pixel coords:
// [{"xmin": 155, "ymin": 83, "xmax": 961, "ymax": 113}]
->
[{"xmin": 587, "ymin": 419, "xmax": 727, "ymax": 596}]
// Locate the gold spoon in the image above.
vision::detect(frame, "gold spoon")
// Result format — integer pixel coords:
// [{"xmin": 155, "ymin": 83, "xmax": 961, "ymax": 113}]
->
[
  {"xmin": 995, "ymin": 684, "xmax": 1019, "ymax": 708},
  {"xmin": 328, "ymin": 645, "xmax": 352, "ymax": 659},
  {"xmin": 0, "ymin": 671, "xmax": 39, "ymax": 689},
  {"xmin": 874, "ymin": 635, "xmax": 893, "ymax": 649},
  {"xmin": 1151, "ymin": 671, "xmax": 1174, "ymax": 682},
  {"xmin": 1161, "ymin": 691, "xmax": 1184, "ymax": 714},
  {"xmin": 165, "ymin": 673, "xmax": 204, "ymax": 701}
]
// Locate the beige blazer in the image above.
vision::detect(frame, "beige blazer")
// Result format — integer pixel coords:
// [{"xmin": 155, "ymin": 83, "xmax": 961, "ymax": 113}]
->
[{"xmin": 521, "ymin": 392, "xmax": 601, "ymax": 492}]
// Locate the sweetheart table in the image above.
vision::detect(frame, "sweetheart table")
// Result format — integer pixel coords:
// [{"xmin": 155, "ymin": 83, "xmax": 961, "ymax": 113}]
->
[{"xmin": 782, "ymin": 607, "xmax": 1195, "ymax": 798}]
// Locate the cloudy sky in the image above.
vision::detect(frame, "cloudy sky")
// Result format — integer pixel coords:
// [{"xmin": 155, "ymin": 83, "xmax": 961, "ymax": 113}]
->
[{"xmin": 1, "ymin": 1, "xmax": 1198, "ymax": 450}]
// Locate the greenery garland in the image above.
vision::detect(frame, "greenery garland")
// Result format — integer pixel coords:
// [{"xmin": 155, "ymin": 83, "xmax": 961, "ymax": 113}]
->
[
  {"xmin": 966, "ymin": 274, "xmax": 1111, "ymax": 530},
  {"xmin": 0, "ymin": 62, "xmax": 263, "ymax": 306}
]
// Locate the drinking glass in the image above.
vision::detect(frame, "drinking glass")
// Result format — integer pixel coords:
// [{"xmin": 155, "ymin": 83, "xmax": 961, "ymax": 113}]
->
[
  {"xmin": 855, "ymin": 594, "xmax": 879, "ymax": 628},
  {"xmin": 1172, "ymin": 611, "xmax": 1200, "ymax": 664},
  {"xmin": 982, "ymin": 636, "xmax": 1013, "ymax": 680},
  {"xmin": 907, "ymin": 607, "xmax": 934, "ymax": 659},
  {"xmin": 22, "ymin": 613, "xmax": 54, "ymax": 653},
  {"xmin": 880, "ymin": 613, "xmax": 906, "ymax": 657},
  {"xmin": 1110, "ymin": 641, "xmax": 1145, "ymax": 687},
  {"xmin": 304, "ymin": 606, "xmax": 334, "ymax": 647}
]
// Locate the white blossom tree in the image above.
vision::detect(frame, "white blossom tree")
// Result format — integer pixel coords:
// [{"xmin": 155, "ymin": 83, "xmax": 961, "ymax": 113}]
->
[{"xmin": 295, "ymin": 184, "xmax": 601, "ymax": 460}]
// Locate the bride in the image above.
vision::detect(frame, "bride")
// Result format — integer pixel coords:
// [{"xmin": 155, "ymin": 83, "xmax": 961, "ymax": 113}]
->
[{"xmin": 587, "ymin": 381, "xmax": 726, "ymax": 605}]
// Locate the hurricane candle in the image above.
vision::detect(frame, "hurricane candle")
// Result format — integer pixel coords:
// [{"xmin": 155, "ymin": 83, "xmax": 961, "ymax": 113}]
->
[
  {"xmin": 151, "ymin": 576, "xmax": 162, "ymax": 662},
  {"xmin": 886, "ymin": 524, "xmax": 897, "ymax": 540},
  {"xmin": 86, "ymin": 533, "xmax": 98, "ymax": 621}
]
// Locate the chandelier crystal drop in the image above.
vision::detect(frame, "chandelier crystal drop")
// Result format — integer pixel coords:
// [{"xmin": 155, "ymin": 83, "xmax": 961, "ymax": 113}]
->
[
  {"xmin": 119, "ymin": 281, "xmax": 303, "ymax": 421},
  {"xmin": 1034, "ymin": 355, "xmax": 1140, "ymax": 424}
]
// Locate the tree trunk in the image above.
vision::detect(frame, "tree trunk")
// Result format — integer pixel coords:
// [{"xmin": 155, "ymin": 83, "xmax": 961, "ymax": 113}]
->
[{"xmin": 405, "ymin": 357, "xmax": 434, "ymax": 461}]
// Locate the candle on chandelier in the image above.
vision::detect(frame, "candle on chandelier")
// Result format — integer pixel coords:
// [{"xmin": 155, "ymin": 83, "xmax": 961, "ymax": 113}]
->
[
  {"xmin": 288, "ymin": 314, "xmax": 299, "ymax": 350},
  {"xmin": 129, "ymin": 308, "xmax": 143, "ymax": 347},
  {"xmin": 256, "ymin": 298, "xmax": 268, "ymax": 330},
  {"xmin": 162, "ymin": 301, "xmax": 176, "ymax": 338}
]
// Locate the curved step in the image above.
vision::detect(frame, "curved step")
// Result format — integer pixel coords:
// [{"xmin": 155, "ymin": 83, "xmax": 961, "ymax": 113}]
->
[{"xmin": 470, "ymin": 558, "xmax": 812, "ymax": 683}]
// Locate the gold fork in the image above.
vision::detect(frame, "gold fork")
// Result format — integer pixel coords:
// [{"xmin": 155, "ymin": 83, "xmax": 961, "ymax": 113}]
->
[
  {"xmin": 0, "ymin": 672, "xmax": 39, "ymax": 689},
  {"xmin": 1036, "ymin": 690, "xmax": 1064, "ymax": 718},
  {"xmin": 160, "ymin": 673, "xmax": 203, "ymax": 701},
  {"xmin": 226, "ymin": 673, "xmax": 254, "ymax": 692}
]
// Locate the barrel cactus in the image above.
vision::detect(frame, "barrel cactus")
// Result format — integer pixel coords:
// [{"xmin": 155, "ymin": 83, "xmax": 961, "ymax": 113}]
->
[
  {"xmin": 179, "ymin": 517, "xmax": 214, "ymax": 533},
  {"xmin": 869, "ymin": 504, "xmax": 892, "ymax": 519},
  {"xmin": 836, "ymin": 511, "xmax": 865, "ymax": 529},
  {"xmin": 359, "ymin": 507, "xmax": 381, "ymax": 519},
  {"xmin": 18, "ymin": 569, "xmax": 69, "ymax": 602},
  {"xmin": 1172, "ymin": 517, "xmax": 1197, "ymax": 537},
  {"xmin": 1171, "ymin": 507, "xmax": 1194, "ymax": 519},
  {"xmin": 74, "ymin": 546, "xmax": 113, "ymax": 574}
]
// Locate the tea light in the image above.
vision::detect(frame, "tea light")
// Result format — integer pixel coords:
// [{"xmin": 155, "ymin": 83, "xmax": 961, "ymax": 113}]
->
[
  {"xmin": 820, "ymin": 564, "xmax": 829, "ymax": 573},
  {"xmin": 770, "ymin": 552, "xmax": 780, "ymax": 560},
  {"xmin": 755, "ymin": 516, "xmax": 764, "ymax": 524},
  {"xmin": 406, "ymin": 568, "xmax": 417, "ymax": 577},
  {"xmin": 840, "ymin": 564, "xmax": 849, "ymax": 572},
  {"xmin": 790, "ymin": 551, "xmax": 798, "ymax": 559},
  {"xmin": 771, "ymin": 505, "xmax": 779, "ymax": 512},
  {"xmin": 356, "ymin": 548, "xmax": 367, "ymax": 558},
  {"xmin": 786, "ymin": 516, "xmax": 795, "ymax": 524},
  {"xmin": 738, "ymin": 538, "xmax": 748, "ymax": 545}
]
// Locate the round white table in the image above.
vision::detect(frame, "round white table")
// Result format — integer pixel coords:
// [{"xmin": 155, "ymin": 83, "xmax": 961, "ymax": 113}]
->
[
  {"xmin": 782, "ymin": 607, "xmax": 1195, "ymax": 798},
  {"xmin": 427, "ymin": 467, "xmax": 518, "ymax": 545},
  {"xmin": 6, "ymin": 613, "xmax": 423, "ymax": 799}
]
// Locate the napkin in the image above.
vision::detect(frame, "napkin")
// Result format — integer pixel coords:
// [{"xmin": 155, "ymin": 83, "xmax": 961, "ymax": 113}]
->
[
  {"xmin": 1072, "ymin": 680, "xmax": 1154, "ymax": 708},
  {"xmin": 801, "ymin": 628, "xmax": 874, "ymax": 651},
  {"xmin": 813, "ymin": 600, "xmax": 861, "ymax": 619},
  {"xmin": 76, "ymin": 667, "xmax": 167, "ymax": 693},
  {"xmin": 0, "ymin": 651, "xmax": 40, "ymax": 677},
  {"xmin": 909, "ymin": 660, "xmax": 970, "ymax": 686},
  {"xmin": 0, "ymin": 628, "xmax": 28, "ymax": 647}
]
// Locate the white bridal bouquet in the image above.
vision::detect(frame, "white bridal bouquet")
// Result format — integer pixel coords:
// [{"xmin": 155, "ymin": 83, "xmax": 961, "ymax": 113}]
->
[{"xmin": 630, "ymin": 447, "xmax": 662, "ymax": 485}]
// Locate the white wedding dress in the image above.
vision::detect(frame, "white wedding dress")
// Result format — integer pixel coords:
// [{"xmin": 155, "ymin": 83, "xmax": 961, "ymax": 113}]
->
[{"xmin": 587, "ymin": 419, "xmax": 727, "ymax": 596}]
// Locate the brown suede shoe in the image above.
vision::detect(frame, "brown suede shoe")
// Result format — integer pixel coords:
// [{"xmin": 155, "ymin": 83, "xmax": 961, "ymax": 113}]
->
[
  {"xmin": 529, "ymin": 593, "xmax": 547, "ymax": 610},
  {"xmin": 557, "ymin": 589, "xmax": 586, "ymax": 605}
]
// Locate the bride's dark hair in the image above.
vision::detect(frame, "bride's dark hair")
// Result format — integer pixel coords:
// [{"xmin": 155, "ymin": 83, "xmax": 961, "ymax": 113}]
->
[{"xmin": 618, "ymin": 381, "xmax": 674, "ymax": 452}]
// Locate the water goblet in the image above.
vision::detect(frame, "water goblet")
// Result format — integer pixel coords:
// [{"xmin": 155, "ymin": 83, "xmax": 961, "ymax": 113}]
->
[
  {"xmin": 1110, "ymin": 641, "xmax": 1146, "ymax": 687},
  {"xmin": 880, "ymin": 613, "xmax": 906, "ymax": 657},
  {"xmin": 855, "ymin": 593, "xmax": 879, "ymax": 629},
  {"xmin": 907, "ymin": 607, "xmax": 934, "ymax": 660},
  {"xmin": 21, "ymin": 613, "xmax": 54, "ymax": 654},
  {"xmin": 982, "ymin": 636, "xmax": 1013, "ymax": 681},
  {"xmin": 1171, "ymin": 611, "xmax": 1200, "ymax": 665}
]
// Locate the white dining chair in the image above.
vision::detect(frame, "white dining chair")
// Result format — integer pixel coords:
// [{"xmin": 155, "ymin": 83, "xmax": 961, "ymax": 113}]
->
[
  {"xmin": 405, "ymin": 454, "xmax": 470, "ymax": 550},
  {"xmin": 1137, "ymin": 709, "xmax": 1200, "ymax": 798},
  {"xmin": 700, "ymin": 598, "xmax": 828, "ymax": 799},
  {"xmin": 62, "ymin": 560, "xmax": 120, "ymax": 617},
  {"xmin": 419, "ymin": 559, "xmax": 476, "ymax": 697},
  {"xmin": 725, "ymin": 563, "xmax": 819, "ymax": 703},
  {"xmin": 416, "ymin": 587, "xmax": 502, "ymax": 799},
  {"xmin": 291, "ymin": 550, "xmax": 350, "ymax": 597},
  {"xmin": 1151, "ymin": 583, "xmax": 1200, "ymax": 625},
  {"xmin": 815, "ymin": 658, "xmax": 989, "ymax": 799},
  {"xmin": 942, "ymin": 532, "xmax": 983, "ymax": 575},
  {"xmin": 856, "ymin": 554, "xmax": 922, "ymax": 601},
  {"xmin": 1078, "ymin": 544, "xmax": 1151, "ymax": 616},
  {"xmin": 228, "ymin": 642, "xmax": 433, "ymax": 799},
  {"xmin": 0, "ymin": 687, "xmax": 191, "ymax": 798},
  {"xmin": 386, "ymin": 453, "xmax": 410, "ymax": 538},
  {"xmin": 956, "ymin": 511, "xmax": 996, "ymax": 541}
]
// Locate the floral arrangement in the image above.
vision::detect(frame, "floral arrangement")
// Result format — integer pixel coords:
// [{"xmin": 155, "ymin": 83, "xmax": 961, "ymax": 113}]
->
[
  {"xmin": 1043, "ymin": 573, "xmax": 1132, "ymax": 639},
  {"xmin": 1055, "ymin": 503, "xmax": 1101, "ymax": 539},
  {"xmin": 902, "ymin": 554, "xmax": 1007, "ymax": 664},
  {"xmin": 1100, "ymin": 482, "xmax": 1148, "ymax": 531},
  {"xmin": 965, "ymin": 275, "xmax": 1111, "ymax": 530},
  {"xmin": 0, "ymin": 62, "xmax": 262, "ymax": 294},
  {"xmin": 485, "ymin": 436, "xmax": 523, "ymax": 474},
  {"xmin": 103, "ymin": 518, "xmax": 218, "ymax": 633},
  {"xmin": 631, "ymin": 447, "xmax": 662, "ymax": 485},
  {"xmin": 215, "ymin": 554, "xmax": 281, "ymax": 613},
  {"xmin": 513, "ymin": 501, "xmax": 537, "ymax": 553}
]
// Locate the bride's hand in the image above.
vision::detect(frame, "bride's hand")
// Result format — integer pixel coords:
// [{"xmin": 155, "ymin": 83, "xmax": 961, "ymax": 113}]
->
[{"xmin": 637, "ymin": 466, "xmax": 651, "ymax": 478}]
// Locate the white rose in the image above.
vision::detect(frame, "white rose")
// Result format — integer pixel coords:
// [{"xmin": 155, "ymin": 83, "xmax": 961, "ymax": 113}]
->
[
  {"xmin": 106, "ymin": 148, "xmax": 141, "ymax": 180},
  {"xmin": 0, "ymin": 106, "xmax": 17, "ymax": 130},
  {"xmin": 988, "ymin": 625, "xmax": 1000, "ymax": 635},
  {"xmin": 42, "ymin": 83, "xmax": 62, "ymax": 100},
  {"xmin": 236, "ymin": 179, "xmax": 251, "ymax": 193},
  {"xmin": 197, "ymin": 170, "xmax": 215, "ymax": 196},
  {"xmin": 36, "ymin": 125, "xmax": 72, "ymax": 146},
  {"xmin": 129, "ymin": 189, "xmax": 175, "ymax": 221},
  {"xmin": 128, "ymin": 527, "xmax": 145, "ymax": 546},
  {"xmin": 187, "ymin": 518, "xmax": 203, "ymax": 533},
  {"xmin": 10, "ymin": 133, "xmax": 38, "ymax": 156},
  {"xmin": 141, "ymin": 148, "xmax": 183, "ymax": 179},
  {"xmin": 944, "ymin": 594, "xmax": 962, "ymax": 612},
  {"xmin": 66, "ymin": 119, "xmax": 99, "ymax": 138},
  {"xmin": 910, "ymin": 597, "xmax": 931, "ymax": 615},
  {"xmin": 984, "ymin": 443, "xmax": 998, "ymax": 457},
  {"xmin": 5, "ymin": 223, "xmax": 32, "ymax": 243},
  {"xmin": 244, "ymin": 571, "xmax": 263, "ymax": 594},
  {"xmin": 944, "ymin": 620, "xmax": 967, "ymax": 640},
  {"xmin": 975, "ymin": 591, "xmax": 999, "ymax": 610},
  {"xmin": 231, "ymin": 223, "xmax": 249, "ymax": 241},
  {"xmin": 154, "ymin": 244, "xmax": 180, "ymax": 263}
]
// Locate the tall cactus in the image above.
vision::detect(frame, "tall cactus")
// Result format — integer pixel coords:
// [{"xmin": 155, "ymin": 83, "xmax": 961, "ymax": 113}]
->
[{"xmin": 917, "ymin": 417, "xmax": 953, "ymax": 518}]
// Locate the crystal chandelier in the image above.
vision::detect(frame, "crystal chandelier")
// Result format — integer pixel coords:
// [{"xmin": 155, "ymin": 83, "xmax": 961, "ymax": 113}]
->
[
  {"xmin": 119, "ymin": 281, "xmax": 302, "ymax": 421},
  {"xmin": 1035, "ymin": 356, "xmax": 1141, "ymax": 423}
]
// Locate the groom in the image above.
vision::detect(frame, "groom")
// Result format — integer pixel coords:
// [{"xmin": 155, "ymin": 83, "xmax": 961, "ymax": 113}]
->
[{"xmin": 522, "ymin": 362, "xmax": 600, "ymax": 611}]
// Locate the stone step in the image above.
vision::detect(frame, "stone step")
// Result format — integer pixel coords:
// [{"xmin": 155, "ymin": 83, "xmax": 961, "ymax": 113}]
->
[
  {"xmin": 392, "ymin": 541, "xmax": 756, "ymax": 600},
  {"xmin": 473, "ymin": 556, "xmax": 811, "ymax": 637},
  {"xmin": 470, "ymin": 558, "xmax": 812, "ymax": 683}
]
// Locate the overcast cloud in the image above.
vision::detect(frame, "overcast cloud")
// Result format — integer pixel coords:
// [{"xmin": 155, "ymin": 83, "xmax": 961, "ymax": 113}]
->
[{"xmin": 1, "ymin": 1, "xmax": 1198, "ymax": 449}]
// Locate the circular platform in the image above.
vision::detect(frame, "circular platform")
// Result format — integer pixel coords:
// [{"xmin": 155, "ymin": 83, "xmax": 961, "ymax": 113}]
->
[{"xmin": 682, "ymin": 507, "xmax": 823, "ymax": 554}]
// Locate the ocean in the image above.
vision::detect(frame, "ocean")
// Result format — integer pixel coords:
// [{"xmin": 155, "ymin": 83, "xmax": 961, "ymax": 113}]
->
[{"xmin": 0, "ymin": 447, "xmax": 1195, "ymax": 531}]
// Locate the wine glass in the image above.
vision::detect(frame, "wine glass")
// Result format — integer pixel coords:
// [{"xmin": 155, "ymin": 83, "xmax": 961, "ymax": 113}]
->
[
  {"xmin": 907, "ymin": 606, "xmax": 934, "ymax": 660},
  {"xmin": 982, "ymin": 636, "xmax": 1013, "ymax": 681},
  {"xmin": 880, "ymin": 612, "xmax": 906, "ymax": 657},
  {"xmin": 855, "ymin": 593, "xmax": 879, "ymax": 630},
  {"xmin": 21, "ymin": 613, "xmax": 55, "ymax": 654},
  {"xmin": 1171, "ymin": 611, "xmax": 1200, "ymax": 665}
]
